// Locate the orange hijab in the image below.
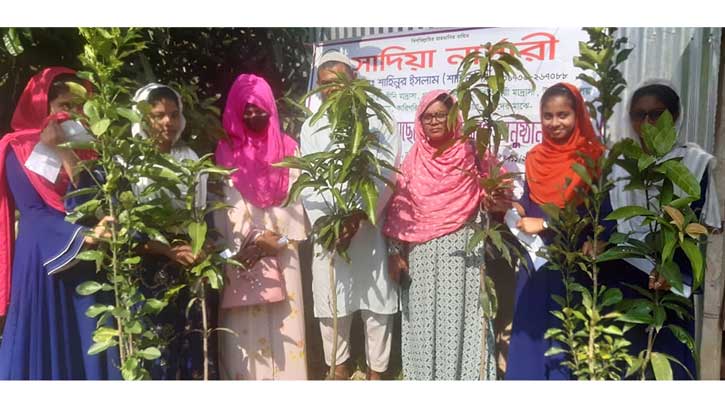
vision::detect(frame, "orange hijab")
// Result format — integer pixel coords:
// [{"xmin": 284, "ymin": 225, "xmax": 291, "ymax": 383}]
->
[{"xmin": 525, "ymin": 82, "xmax": 605, "ymax": 208}]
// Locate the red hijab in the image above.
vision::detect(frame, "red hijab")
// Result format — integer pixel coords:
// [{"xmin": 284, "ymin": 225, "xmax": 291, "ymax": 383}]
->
[
  {"xmin": 0, "ymin": 67, "xmax": 86, "ymax": 316},
  {"xmin": 525, "ymin": 82, "xmax": 605, "ymax": 208}
]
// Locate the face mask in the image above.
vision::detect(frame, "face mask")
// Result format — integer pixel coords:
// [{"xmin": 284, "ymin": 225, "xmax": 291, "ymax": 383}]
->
[{"xmin": 244, "ymin": 114, "xmax": 270, "ymax": 133}]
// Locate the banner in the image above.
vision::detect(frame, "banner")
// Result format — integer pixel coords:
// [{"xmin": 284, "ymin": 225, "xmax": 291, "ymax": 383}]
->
[{"xmin": 309, "ymin": 27, "xmax": 591, "ymax": 197}]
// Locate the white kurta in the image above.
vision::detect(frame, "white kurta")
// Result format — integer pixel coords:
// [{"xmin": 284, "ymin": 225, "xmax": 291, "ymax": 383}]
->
[{"xmin": 299, "ymin": 114, "xmax": 401, "ymax": 318}]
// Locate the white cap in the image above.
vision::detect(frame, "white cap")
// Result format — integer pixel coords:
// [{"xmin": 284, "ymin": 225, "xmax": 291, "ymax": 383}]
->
[{"xmin": 316, "ymin": 50, "xmax": 356, "ymax": 70}]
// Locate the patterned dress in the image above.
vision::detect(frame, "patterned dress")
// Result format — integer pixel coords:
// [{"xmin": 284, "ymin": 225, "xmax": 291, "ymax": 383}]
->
[
  {"xmin": 215, "ymin": 168, "xmax": 309, "ymax": 380},
  {"xmin": 401, "ymin": 222, "xmax": 497, "ymax": 380}
]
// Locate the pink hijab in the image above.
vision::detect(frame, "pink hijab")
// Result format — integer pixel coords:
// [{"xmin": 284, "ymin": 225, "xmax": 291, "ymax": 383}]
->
[
  {"xmin": 383, "ymin": 89, "xmax": 483, "ymax": 244},
  {"xmin": 216, "ymin": 74, "xmax": 298, "ymax": 208},
  {"xmin": 0, "ymin": 67, "xmax": 82, "ymax": 316}
]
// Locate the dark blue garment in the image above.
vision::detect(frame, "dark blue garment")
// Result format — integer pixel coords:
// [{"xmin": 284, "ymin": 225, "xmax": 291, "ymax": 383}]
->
[
  {"xmin": 505, "ymin": 182, "xmax": 616, "ymax": 380},
  {"xmin": 138, "ymin": 255, "xmax": 205, "ymax": 380},
  {"xmin": 0, "ymin": 150, "xmax": 120, "ymax": 380}
]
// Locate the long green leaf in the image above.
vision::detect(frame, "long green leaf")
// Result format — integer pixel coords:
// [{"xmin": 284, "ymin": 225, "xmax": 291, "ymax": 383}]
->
[{"xmin": 650, "ymin": 352, "xmax": 673, "ymax": 380}]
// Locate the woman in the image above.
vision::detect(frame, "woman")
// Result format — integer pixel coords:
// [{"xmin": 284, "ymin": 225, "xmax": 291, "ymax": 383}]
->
[
  {"xmin": 130, "ymin": 83, "xmax": 209, "ymax": 380},
  {"xmin": 605, "ymin": 80, "xmax": 720, "ymax": 379},
  {"xmin": 505, "ymin": 83, "xmax": 606, "ymax": 380},
  {"xmin": 0, "ymin": 67, "xmax": 119, "ymax": 379},
  {"xmin": 383, "ymin": 89, "xmax": 497, "ymax": 380},
  {"xmin": 214, "ymin": 73, "xmax": 308, "ymax": 380}
]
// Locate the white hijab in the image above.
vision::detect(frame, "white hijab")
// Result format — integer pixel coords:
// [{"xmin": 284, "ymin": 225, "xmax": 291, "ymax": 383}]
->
[
  {"xmin": 131, "ymin": 83, "xmax": 207, "ymax": 209},
  {"xmin": 608, "ymin": 79, "xmax": 721, "ymax": 293}
]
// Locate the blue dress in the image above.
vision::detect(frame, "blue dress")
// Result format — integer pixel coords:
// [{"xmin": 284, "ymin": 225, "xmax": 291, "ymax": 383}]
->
[
  {"xmin": 505, "ymin": 182, "xmax": 615, "ymax": 380},
  {"xmin": 0, "ymin": 150, "xmax": 120, "ymax": 379}
]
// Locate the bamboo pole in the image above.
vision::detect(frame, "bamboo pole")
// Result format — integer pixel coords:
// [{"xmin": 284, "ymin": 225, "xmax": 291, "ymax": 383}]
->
[{"xmin": 699, "ymin": 28, "xmax": 725, "ymax": 380}]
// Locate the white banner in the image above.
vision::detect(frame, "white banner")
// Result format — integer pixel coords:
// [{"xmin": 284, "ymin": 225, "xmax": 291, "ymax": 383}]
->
[{"xmin": 309, "ymin": 27, "xmax": 591, "ymax": 197}]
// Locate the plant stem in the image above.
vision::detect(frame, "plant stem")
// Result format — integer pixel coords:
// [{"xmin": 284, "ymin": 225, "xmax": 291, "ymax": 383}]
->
[
  {"xmin": 328, "ymin": 254, "xmax": 338, "ymax": 379},
  {"xmin": 641, "ymin": 290, "xmax": 660, "ymax": 380},
  {"xmin": 588, "ymin": 195, "xmax": 602, "ymax": 379},
  {"xmin": 107, "ymin": 197, "xmax": 127, "ymax": 363},
  {"xmin": 200, "ymin": 282, "xmax": 209, "ymax": 381},
  {"xmin": 479, "ymin": 213, "xmax": 490, "ymax": 380}
]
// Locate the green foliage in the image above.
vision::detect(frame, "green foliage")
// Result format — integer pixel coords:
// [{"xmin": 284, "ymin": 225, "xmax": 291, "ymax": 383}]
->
[
  {"xmin": 64, "ymin": 28, "xmax": 235, "ymax": 381},
  {"xmin": 543, "ymin": 28, "xmax": 702, "ymax": 380},
  {"xmin": 450, "ymin": 41, "xmax": 535, "ymax": 379},
  {"xmin": 540, "ymin": 28, "xmax": 636, "ymax": 380},
  {"xmin": 277, "ymin": 73, "xmax": 396, "ymax": 261},
  {"xmin": 572, "ymin": 27, "xmax": 632, "ymax": 144},
  {"xmin": 452, "ymin": 40, "xmax": 533, "ymax": 317},
  {"xmin": 606, "ymin": 110, "xmax": 705, "ymax": 380}
]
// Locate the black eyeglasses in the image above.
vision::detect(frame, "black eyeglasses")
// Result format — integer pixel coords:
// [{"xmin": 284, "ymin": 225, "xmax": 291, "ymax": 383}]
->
[
  {"xmin": 629, "ymin": 109, "xmax": 667, "ymax": 122},
  {"xmin": 420, "ymin": 112, "xmax": 448, "ymax": 124}
]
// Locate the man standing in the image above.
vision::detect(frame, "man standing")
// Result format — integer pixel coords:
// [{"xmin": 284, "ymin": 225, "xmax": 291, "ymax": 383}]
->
[{"xmin": 300, "ymin": 50, "xmax": 400, "ymax": 380}]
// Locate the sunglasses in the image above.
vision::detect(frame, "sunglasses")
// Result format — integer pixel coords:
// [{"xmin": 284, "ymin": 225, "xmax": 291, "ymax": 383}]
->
[{"xmin": 629, "ymin": 109, "xmax": 667, "ymax": 122}]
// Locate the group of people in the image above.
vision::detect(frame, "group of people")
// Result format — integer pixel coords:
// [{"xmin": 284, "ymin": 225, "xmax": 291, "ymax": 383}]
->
[{"xmin": 0, "ymin": 49, "xmax": 720, "ymax": 381}]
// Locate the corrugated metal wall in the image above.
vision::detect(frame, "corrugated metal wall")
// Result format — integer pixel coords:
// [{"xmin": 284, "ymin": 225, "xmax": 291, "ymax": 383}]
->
[
  {"xmin": 311, "ymin": 27, "xmax": 430, "ymax": 43},
  {"xmin": 611, "ymin": 27, "xmax": 721, "ymax": 153}
]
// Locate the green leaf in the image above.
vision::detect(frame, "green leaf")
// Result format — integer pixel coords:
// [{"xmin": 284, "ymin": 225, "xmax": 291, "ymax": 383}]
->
[
  {"xmin": 650, "ymin": 352, "xmax": 673, "ymax": 380},
  {"xmin": 87, "ymin": 340, "xmax": 117, "ymax": 356},
  {"xmin": 76, "ymin": 250, "xmax": 104, "ymax": 262},
  {"xmin": 596, "ymin": 246, "xmax": 649, "ymax": 263},
  {"xmin": 92, "ymin": 327, "xmax": 119, "ymax": 343},
  {"xmin": 605, "ymin": 205, "xmax": 656, "ymax": 221},
  {"xmin": 680, "ymin": 239, "xmax": 704, "ymax": 290},
  {"xmin": 637, "ymin": 154, "xmax": 656, "ymax": 172},
  {"xmin": 65, "ymin": 81, "xmax": 88, "ymax": 99},
  {"xmin": 126, "ymin": 320, "xmax": 143, "ymax": 335},
  {"xmin": 122, "ymin": 256, "xmax": 141, "ymax": 265},
  {"xmin": 63, "ymin": 187, "xmax": 98, "ymax": 200},
  {"xmin": 625, "ymin": 357, "xmax": 644, "ymax": 378},
  {"xmin": 138, "ymin": 347, "xmax": 162, "ymax": 361},
  {"xmin": 466, "ymin": 230, "xmax": 486, "ymax": 254},
  {"xmin": 654, "ymin": 160, "xmax": 701, "ymax": 199},
  {"xmin": 618, "ymin": 306, "xmax": 653, "ymax": 325},
  {"xmin": 666, "ymin": 324, "xmax": 697, "ymax": 360},
  {"xmin": 85, "ymin": 304, "xmax": 111, "ymax": 318},
  {"xmin": 76, "ymin": 281, "xmax": 103, "ymax": 296},
  {"xmin": 660, "ymin": 260, "xmax": 683, "ymax": 294},
  {"xmin": 90, "ymin": 119, "xmax": 111, "ymax": 136},
  {"xmin": 360, "ymin": 179, "xmax": 378, "ymax": 226},
  {"xmin": 142, "ymin": 298, "xmax": 167, "ymax": 315},
  {"xmin": 654, "ymin": 306, "xmax": 666, "ymax": 330},
  {"xmin": 601, "ymin": 325, "xmax": 623, "ymax": 336},
  {"xmin": 608, "ymin": 232, "xmax": 629, "ymax": 244},
  {"xmin": 601, "ymin": 288, "xmax": 623, "ymax": 308},
  {"xmin": 651, "ymin": 111, "xmax": 677, "ymax": 156},
  {"xmin": 116, "ymin": 107, "xmax": 141, "ymax": 123},
  {"xmin": 571, "ymin": 163, "xmax": 592, "ymax": 186},
  {"xmin": 544, "ymin": 347, "xmax": 567, "ymax": 357},
  {"xmin": 188, "ymin": 221, "xmax": 207, "ymax": 257}
]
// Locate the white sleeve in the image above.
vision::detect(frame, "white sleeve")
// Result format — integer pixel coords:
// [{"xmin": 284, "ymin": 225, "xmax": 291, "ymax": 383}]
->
[
  {"xmin": 370, "ymin": 116, "xmax": 400, "ymax": 223},
  {"xmin": 298, "ymin": 119, "xmax": 333, "ymax": 226}
]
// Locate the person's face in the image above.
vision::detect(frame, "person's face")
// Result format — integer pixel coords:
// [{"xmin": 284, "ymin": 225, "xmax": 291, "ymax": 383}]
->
[
  {"xmin": 243, "ymin": 103, "xmax": 270, "ymax": 133},
  {"xmin": 629, "ymin": 95, "xmax": 669, "ymax": 137},
  {"xmin": 541, "ymin": 95, "xmax": 576, "ymax": 144},
  {"xmin": 48, "ymin": 90, "xmax": 77, "ymax": 115},
  {"xmin": 149, "ymin": 98, "xmax": 181, "ymax": 153},
  {"xmin": 420, "ymin": 100, "xmax": 450, "ymax": 142},
  {"xmin": 317, "ymin": 64, "xmax": 352, "ymax": 100}
]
